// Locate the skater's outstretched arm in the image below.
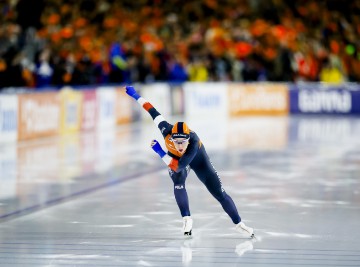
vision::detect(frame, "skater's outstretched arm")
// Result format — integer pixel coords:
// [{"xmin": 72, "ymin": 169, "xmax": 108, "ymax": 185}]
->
[
  {"xmin": 125, "ymin": 85, "xmax": 177, "ymax": 169},
  {"xmin": 125, "ymin": 86, "xmax": 172, "ymax": 137}
]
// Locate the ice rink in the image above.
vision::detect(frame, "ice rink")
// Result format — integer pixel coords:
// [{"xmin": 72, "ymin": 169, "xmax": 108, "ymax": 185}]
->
[{"xmin": 0, "ymin": 115, "xmax": 360, "ymax": 267}]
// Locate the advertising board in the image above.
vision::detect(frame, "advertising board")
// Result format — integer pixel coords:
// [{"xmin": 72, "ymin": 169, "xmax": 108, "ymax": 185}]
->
[
  {"xmin": 18, "ymin": 92, "xmax": 60, "ymax": 140},
  {"xmin": 140, "ymin": 83, "xmax": 171, "ymax": 121},
  {"xmin": 59, "ymin": 88, "xmax": 82, "ymax": 134},
  {"xmin": 289, "ymin": 83, "xmax": 360, "ymax": 114},
  {"xmin": 228, "ymin": 83, "xmax": 289, "ymax": 116},
  {"xmin": 97, "ymin": 87, "xmax": 116, "ymax": 129},
  {"xmin": 115, "ymin": 87, "xmax": 132, "ymax": 124},
  {"xmin": 184, "ymin": 82, "xmax": 228, "ymax": 117},
  {"xmin": 0, "ymin": 95, "xmax": 18, "ymax": 143},
  {"xmin": 81, "ymin": 89, "xmax": 97, "ymax": 131}
]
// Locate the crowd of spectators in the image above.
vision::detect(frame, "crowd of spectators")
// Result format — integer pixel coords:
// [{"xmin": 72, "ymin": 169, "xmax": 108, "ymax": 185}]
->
[{"xmin": 0, "ymin": 0, "xmax": 359, "ymax": 89}]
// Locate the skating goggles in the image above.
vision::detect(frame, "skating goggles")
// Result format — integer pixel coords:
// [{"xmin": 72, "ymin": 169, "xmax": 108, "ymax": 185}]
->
[{"xmin": 170, "ymin": 138, "xmax": 190, "ymax": 145}]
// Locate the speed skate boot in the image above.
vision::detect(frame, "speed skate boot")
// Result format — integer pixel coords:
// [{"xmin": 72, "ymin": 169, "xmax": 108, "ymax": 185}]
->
[
  {"xmin": 236, "ymin": 221, "xmax": 254, "ymax": 238},
  {"xmin": 183, "ymin": 216, "xmax": 193, "ymax": 237}
]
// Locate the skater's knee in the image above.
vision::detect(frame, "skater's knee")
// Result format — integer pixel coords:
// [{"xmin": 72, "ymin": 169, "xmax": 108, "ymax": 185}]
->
[{"xmin": 170, "ymin": 172, "xmax": 187, "ymax": 185}]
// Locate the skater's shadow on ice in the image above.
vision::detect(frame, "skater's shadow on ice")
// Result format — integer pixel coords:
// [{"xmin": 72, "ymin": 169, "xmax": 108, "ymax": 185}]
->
[
  {"xmin": 181, "ymin": 238, "xmax": 194, "ymax": 265},
  {"xmin": 235, "ymin": 239, "xmax": 255, "ymax": 256},
  {"xmin": 180, "ymin": 237, "xmax": 257, "ymax": 265}
]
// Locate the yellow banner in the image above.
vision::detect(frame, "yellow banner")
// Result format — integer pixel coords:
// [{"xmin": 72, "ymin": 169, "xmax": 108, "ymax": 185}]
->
[
  {"xmin": 228, "ymin": 83, "xmax": 289, "ymax": 116},
  {"xmin": 59, "ymin": 88, "xmax": 83, "ymax": 134}
]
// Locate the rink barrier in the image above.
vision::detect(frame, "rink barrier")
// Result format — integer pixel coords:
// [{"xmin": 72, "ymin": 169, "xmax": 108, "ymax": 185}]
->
[
  {"xmin": 289, "ymin": 83, "xmax": 360, "ymax": 114},
  {"xmin": 228, "ymin": 83, "xmax": 289, "ymax": 116},
  {"xmin": 0, "ymin": 82, "xmax": 360, "ymax": 143},
  {"xmin": 183, "ymin": 82, "xmax": 228, "ymax": 117},
  {"xmin": 0, "ymin": 94, "xmax": 18, "ymax": 143}
]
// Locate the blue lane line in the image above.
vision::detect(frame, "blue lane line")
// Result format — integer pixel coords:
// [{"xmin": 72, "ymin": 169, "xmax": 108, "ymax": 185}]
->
[
  {"xmin": 0, "ymin": 246, "xmax": 360, "ymax": 256},
  {"xmin": 0, "ymin": 249, "xmax": 359, "ymax": 260},
  {"xmin": 0, "ymin": 259, "xmax": 359, "ymax": 267},
  {"xmin": 0, "ymin": 242, "xmax": 359, "ymax": 254},
  {"xmin": 0, "ymin": 166, "xmax": 163, "ymax": 222}
]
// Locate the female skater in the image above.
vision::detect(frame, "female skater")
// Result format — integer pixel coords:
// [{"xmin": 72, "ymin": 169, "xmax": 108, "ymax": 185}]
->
[{"xmin": 125, "ymin": 85, "xmax": 254, "ymax": 238}]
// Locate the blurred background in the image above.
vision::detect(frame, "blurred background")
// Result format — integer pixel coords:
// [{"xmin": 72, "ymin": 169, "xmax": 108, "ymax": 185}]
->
[
  {"xmin": 0, "ymin": 0, "xmax": 359, "ymax": 88},
  {"xmin": 0, "ymin": 1, "xmax": 360, "ymax": 266}
]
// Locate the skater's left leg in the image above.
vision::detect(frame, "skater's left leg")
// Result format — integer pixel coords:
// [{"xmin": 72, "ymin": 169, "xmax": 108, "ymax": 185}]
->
[
  {"xmin": 191, "ymin": 152, "xmax": 241, "ymax": 223},
  {"xmin": 204, "ymin": 174, "xmax": 241, "ymax": 224},
  {"xmin": 190, "ymin": 146, "xmax": 254, "ymax": 237},
  {"xmin": 203, "ymin": 172, "xmax": 254, "ymax": 237}
]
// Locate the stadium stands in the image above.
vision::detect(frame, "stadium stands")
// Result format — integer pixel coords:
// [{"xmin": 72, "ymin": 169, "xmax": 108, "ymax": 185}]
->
[{"xmin": 0, "ymin": 0, "xmax": 359, "ymax": 89}]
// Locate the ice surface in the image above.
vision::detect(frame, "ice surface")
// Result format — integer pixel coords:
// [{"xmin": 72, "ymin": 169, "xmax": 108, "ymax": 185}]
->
[{"xmin": 0, "ymin": 115, "xmax": 360, "ymax": 266}]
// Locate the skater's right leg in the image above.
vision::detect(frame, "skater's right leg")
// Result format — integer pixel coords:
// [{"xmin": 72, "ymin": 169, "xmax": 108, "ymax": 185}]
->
[
  {"xmin": 169, "ymin": 167, "xmax": 193, "ymax": 236},
  {"xmin": 174, "ymin": 183, "xmax": 190, "ymax": 217}
]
